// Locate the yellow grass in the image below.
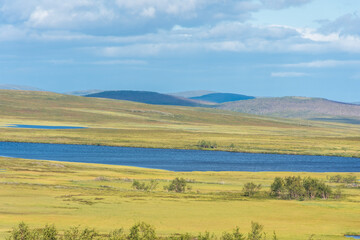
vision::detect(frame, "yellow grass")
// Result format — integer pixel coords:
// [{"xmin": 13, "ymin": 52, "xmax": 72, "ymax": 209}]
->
[{"xmin": 0, "ymin": 157, "xmax": 359, "ymax": 240}]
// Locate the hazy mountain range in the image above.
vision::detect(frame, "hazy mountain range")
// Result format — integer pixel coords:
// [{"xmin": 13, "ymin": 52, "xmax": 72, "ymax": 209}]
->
[
  {"xmin": 2, "ymin": 84, "xmax": 360, "ymax": 124},
  {"xmin": 218, "ymin": 96, "xmax": 360, "ymax": 123},
  {"xmin": 85, "ymin": 90, "xmax": 214, "ymax": 107}
]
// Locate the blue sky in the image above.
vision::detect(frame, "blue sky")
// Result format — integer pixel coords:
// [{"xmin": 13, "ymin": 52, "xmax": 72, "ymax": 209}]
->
[{"xmin": 0, "ymin": 0, "xmax": 360, "ymax": 102}]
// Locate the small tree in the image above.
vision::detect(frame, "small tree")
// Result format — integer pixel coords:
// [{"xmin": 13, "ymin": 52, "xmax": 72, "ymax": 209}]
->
[
  {"xmin": 270, "ymin": 177, "xmax": 285, "ymax": 198},
  {"xmin": 164, "ymin": 178, "xmax": 188, "ymax": 193},
  {"xmin": 221, "ymin": 227, "xmax": 245, "ymax": 240},
  {"xmin": 109, "ymin": 229, "xmax": 126, "ymax": 240},
  {"xmin": 132, "ymin": 180, "xmax": 158, "ymax": 192},
  {"xmin": 242, "ymin": 182, "xmax": 262, "ymax": 197},
  {"xmin": 303, "ymin": 177, "xmax": 320, "ymax": 200},
  {"xmin": 42, "ymin": 224, "xmax": 58, "ymax": 240},
  {"xmin": 247, "ymin": 222, "xmax": 264, "ymax": 240},
  {"xmin": 128, "ymin": 222, "xmax": 156, "ymax": 240},
  {"xmin": 7, "ymin": 222, "xmax": 32, "ymax": 240}
]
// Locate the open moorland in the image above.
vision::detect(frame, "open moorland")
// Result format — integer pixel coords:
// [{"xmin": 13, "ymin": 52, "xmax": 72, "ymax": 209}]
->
[
  {"xmin": 0, "ymin": 90, "xmax": 360, "ymax": 157},
  {"xmin": 0, "ymin": 157, "xmax": 359, "ymax": 239}
]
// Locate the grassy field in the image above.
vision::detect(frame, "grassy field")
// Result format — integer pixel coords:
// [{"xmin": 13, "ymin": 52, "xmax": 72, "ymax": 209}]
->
[
  {"xmin": 0, "ymin": 157, "xmax": 359, "ymax": 239},
  {"xmin": 0, "ymin": 90, "xmax": 360, "ymax": 157}
]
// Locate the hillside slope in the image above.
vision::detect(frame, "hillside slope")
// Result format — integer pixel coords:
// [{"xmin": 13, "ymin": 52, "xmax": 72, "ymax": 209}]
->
[
  {"xmin": 191, "ymin": 93, "xmax": 255, "ymax": 103},
  {"xmin": 0, "ymin": 90, "xmax": 359, "ymax": 157},
  {"xmin": 219, "ymin": 97, "xmax": 360, "ymax": 121},
  {"xmin": 86, "ymin": 90, "xmax": 212, "ymax": 107},
  {"xmin": 169, "ymin": 90, "xmax": 216, "ymax": 98},
  {"xmin": 66, "ymin": 89, "xmax": 103, "ymax": 96}
]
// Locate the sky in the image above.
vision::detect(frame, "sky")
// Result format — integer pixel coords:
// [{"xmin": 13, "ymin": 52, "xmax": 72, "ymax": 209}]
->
[{"xmin": 0, "ymin": 0, "xmax": 360, "ymax": 102}]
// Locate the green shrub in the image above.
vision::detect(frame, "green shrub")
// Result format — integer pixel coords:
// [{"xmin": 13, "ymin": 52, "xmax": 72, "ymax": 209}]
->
[
  {"xmin": 128, "ymin": 222, "xmax": 156, "ymax": 240},
  {"xmin": 164, "ymin": 178, "xmax": 189, "ymax": 193},
  {"xmin": 63, "ymin": 226, "xmax": 99, "ymax": 240},
  {"xmin": 247, "ymin": 222, "xmax": 264, "ymax": 240},
  {"xmin": 198, "ymin": 140, "xmax": 217, "ymax": 149},
  {"xmin": 221, "ymin": 227, "xmax": 245, "ymax": 240},
  {"xmin": 132, "ymin": 180, "xmax": 158, "ymax": 192},
  {"xmin": 242, "ymin": 182, "xmax": 261, "ymax": 197}
]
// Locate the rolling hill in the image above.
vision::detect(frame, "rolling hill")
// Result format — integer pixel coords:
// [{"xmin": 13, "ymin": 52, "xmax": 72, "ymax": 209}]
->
[
  {"xmin": 0, "ymin": 90, "xmax": 360, "ymax": 157},
  {"xmin": 85, "ymin": 90, "xmax": 213, "ymax": 107},
  {"xmin": 191, "ymin": 93, "xmax": 255, "ymax": 103},
  {"xmin": 218, "ymin": 96, "xmax": 360, "ymax": 123},
  {"xmin": 66, "ymin": 89, "xmax": 103, "ymax": 96},
  {"xmin": 169, "ymin": 90, "xmax": 217, "ymax": 98}
]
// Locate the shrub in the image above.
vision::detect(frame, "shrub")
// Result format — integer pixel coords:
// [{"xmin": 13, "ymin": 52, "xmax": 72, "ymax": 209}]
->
[
  {"xmin": 242, "ymin": 182, "xmax": 262, "ymax": 197},
  {"xmin": 221, "ymin": 227, "xmax": 245, "ymax": 240},
  {"xmin": 42, "ymin": 224, "xmax": 58, "ymax": 240},
  {"xmin": 108, "ymin": 229, "xmax": 126, "ymax": 240},
  {"xmin": 197, "ymin": 231, "xmax": 216, "ymax": 240},
  {"xmin": 198, "ymin": 140, "xmax": 217, "ymax": 149},
  {"xmin": 164, "ymin": 178, "xmax": 189, "ymax": 193},
  {"xmin": 128, "ymin": 222, "xmax": 156, "ymax": 240},
  {"xmin": 270, "ymin": 177, "xmax": 285, "ymax": 198},
  {"xmin": 169, "ymin": 233, "xmax": 194, "ymax": 240},
  {"xmin": 247, "ymin": 222, "xmax": 264, "ymax": 240},
  {"xmin": 329, "ymin": 175, "xmax": 357, "ymax": 184},
  {"xmin": 7, "ymin": 222, "xmax": 33, "ymax": 240},
  {"xmin": 132, "ymin": 180, "xmax": 158, "ymax": 192},
  {"xmin": 63, "ymin": 226, "xmax": 99, "ymax": 240}
]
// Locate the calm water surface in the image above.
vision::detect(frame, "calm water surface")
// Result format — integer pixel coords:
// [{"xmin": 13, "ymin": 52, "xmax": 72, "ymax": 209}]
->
[
  {"xmin": 0, "ymin": 142, "xmax": 359, "ymax": 172},
  {"xmin": 6, "ymin": 124, "xmax": 87, "ymax": 130}
]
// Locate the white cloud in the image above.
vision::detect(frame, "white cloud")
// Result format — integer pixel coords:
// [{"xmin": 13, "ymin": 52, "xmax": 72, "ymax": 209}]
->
[
  {"xmin": 283, "ymin": 60, "xmax": 360, "ymax": 68},
  {"xmin": 0, "ymin": 0, "xmax": 316, "ymax": 30},
  {"xmin": 271, "ymin": 72, "xmax": 307, "ymax": 77},
  {"xmin": 91, "ymin": 59, "xmax": 147, "ymax": 65},
  {"xmin": 319, "ymin": 12, "xmax": 360, "ymax": 36}
]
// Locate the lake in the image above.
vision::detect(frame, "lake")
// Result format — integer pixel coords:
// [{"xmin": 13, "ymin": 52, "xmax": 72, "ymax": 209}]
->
[
  {"xmin": 0, "ymin": 142, "xmax": 359, "ymax": 172},
  {"xmin": 5, "ymin": 124, "xmax": 87, "ymax": 130}
]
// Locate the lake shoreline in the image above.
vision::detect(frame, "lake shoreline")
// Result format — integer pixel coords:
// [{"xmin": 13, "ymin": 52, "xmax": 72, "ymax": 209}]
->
[
  {"xmin": 1, "ymin": 140, "xmax": 359, "ymax": 159},
  {"xmin": 1, "ymin": 141, "xmax": 359, "ymax": 172}
]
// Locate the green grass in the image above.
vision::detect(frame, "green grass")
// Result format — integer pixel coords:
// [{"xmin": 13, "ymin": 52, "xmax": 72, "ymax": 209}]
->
[
  {"xmin": 0, "ymin": 90, "xmax": 360, "ymax": 157},
  {"xmin": 0, "ymin": 157, "xmax": 359, "ymax": 240}
]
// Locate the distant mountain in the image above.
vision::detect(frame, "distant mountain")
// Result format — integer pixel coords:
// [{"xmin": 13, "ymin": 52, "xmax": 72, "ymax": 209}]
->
[
  {"xmin": 218, "ymin": 96, "xmax": 360, "ymax": 123},
  {"xmin": 0, "ymin": 84, "xmax": 42, "ymax": 91},
  {"xmin": 191, "ymin": 93, "xmax": 255, "ymax": 103},
  {"xmin": 353, "ymin": 102, "xmax": 360, "ymax": 105},
  {"xmin": 66, "ymin": 89, "xmax": 103, "ymax": 96},
  {"xmin": 169, "ymin": 90, "xmax": 217, "ymax": 98},
  {"xmin": 85, "ymin": 90, "xmax": 212, "ymax": 107}
]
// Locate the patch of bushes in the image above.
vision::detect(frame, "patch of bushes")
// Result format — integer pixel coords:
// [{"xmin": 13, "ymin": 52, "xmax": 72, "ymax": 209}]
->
[
  {"xmin": 270, "ymin": 176, "xmax": 334, "ymax": 200},
  {"xmin": 242, "ymin": 183, "xmax": 262, "ymax": 197},
  {"xmin": 7, "ymin": 222, "xmax": 278, "ymax": 240},
  {"xmin": 197, "ymin": 140, "xmax": 218, "ymax": 149},
  {"xmin": 132, "ymin": 180, "xmax": 158, "ymax": 192},
  {"xmin": 328, "ymin": 175, "xmax": 357, "ymax": 184},
  {"xmin": 164, "ymin": 178, "xmax": 192, "ymax": 193}
]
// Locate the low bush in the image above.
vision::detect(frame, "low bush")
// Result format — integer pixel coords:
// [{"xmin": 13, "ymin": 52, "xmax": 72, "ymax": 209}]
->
[
  {"xmin": 164, "ymin": 178, "xmax": 191, "ymax": 193},
  {"xmin": 132, "ymin": 180, "xmax": 158, "ymax": 192},
  {"xmin": 197, "ymin": 140, "xmax": 218, "ymax": 149},
  {"xmin": 7, "ymin": 222, "xmax": 276, "ymax": 240},
  {"xmin": 242, "ymin": 183, "xmax": 262, "ymax": 197}
]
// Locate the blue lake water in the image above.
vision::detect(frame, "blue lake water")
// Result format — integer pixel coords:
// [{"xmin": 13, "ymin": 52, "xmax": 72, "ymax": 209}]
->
[
  {"xmin": 346, "ymin": 236, "xmax": 360, "ymax": 239},
  {"xmin": 5, "ymin": 124, "xmax": 87, "ymax": 130},
  {"xmin": 0, "ymin": 142, "xmax": 359, "ymax": 172}
]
